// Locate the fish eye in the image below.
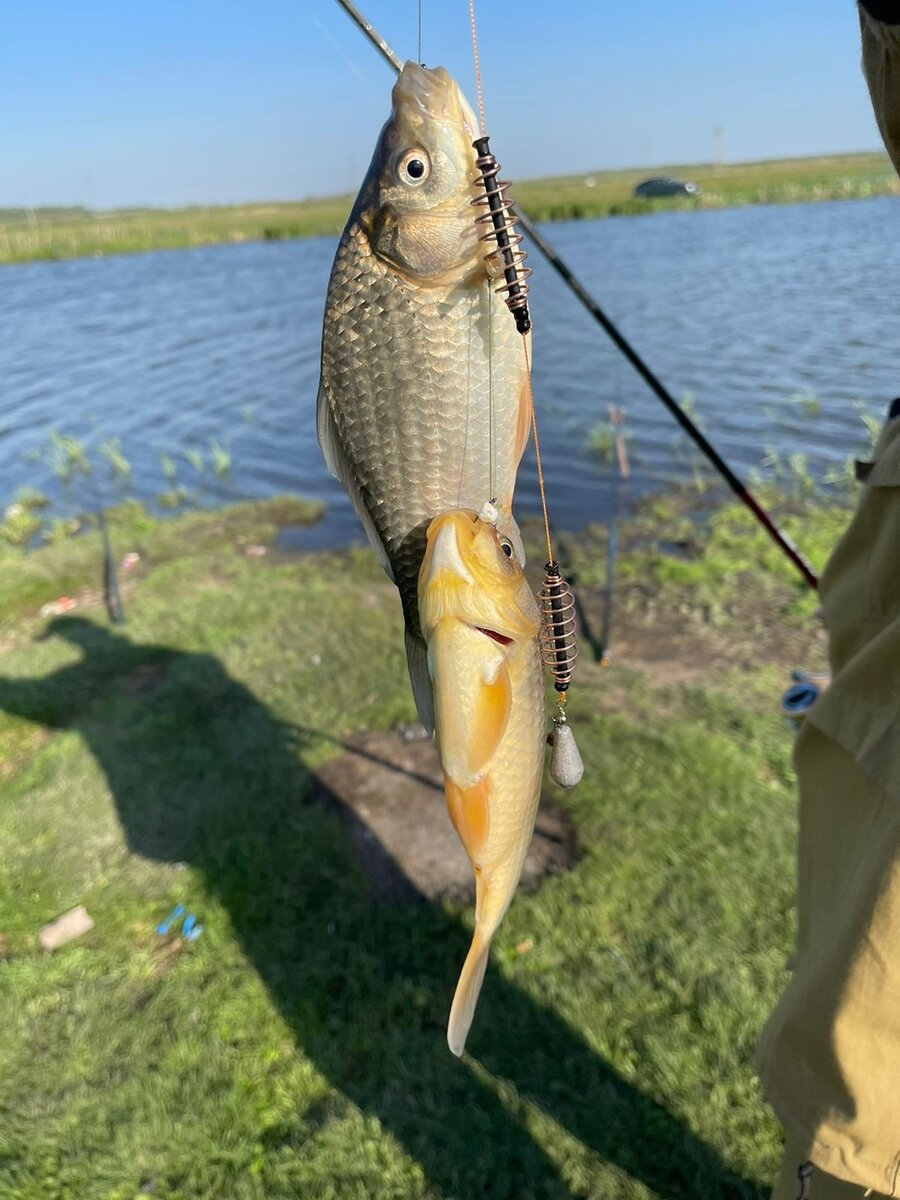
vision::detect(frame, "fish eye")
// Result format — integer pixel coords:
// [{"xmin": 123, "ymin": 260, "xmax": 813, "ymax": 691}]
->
[
  {"xmin": 397, "ymin": 148, "xmax": 431, "ymax": 187},
  {"xmin": 499, "ymin": 539, "xmax": 514, "ymax": 558}
]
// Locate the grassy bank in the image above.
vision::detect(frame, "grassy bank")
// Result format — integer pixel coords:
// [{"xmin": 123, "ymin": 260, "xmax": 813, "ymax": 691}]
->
[
  {"xmin": 3, "ymin": 151, "xmax": 895, "ymax": 265},
  {"xmin": 0, "ymin": 490, "xmax": 849, "ymax": 1198}
]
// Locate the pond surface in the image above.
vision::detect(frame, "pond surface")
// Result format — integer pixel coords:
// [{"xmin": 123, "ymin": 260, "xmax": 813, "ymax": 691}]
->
[{"xmin": 2, "ymin": 196, "xmax": 897, "ymax": 546}]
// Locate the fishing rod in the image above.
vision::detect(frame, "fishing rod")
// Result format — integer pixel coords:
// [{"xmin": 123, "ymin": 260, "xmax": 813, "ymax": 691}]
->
[
  {"xmin": 516, "ymin": 214, "xmax": 819, "ymax": 590},
  {"xmin": 600, "ymin": 407, "xmax": 630, "ymax": 664},
  {"xmin": 97, "ymin": 510, "xmax": 126, "ymax": 625},
  {"xmin": 332, "ymin": 0, "xmax": 818, "ymax": 592},
  {"xmin": 335, "ymin": 0, "xmax": 403, "ymax": 70}
]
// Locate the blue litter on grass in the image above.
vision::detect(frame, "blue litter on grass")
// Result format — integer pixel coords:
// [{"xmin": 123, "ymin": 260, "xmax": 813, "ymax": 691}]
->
[
  {"xmin": 155, "ymin": 905, "xmax": 203, "ymax": 941},
  {"xmin": 156, "ymin": 904, "xmax": 185, "ymax": 936}
]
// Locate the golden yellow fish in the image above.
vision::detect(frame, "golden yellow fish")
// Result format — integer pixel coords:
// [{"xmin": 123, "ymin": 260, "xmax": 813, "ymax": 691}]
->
[
  {"xmin": 317, "ymin": 62, "xmax": 532, "ymax": 731},
  {"xmin": 418, "ymin": 507, "xmax": 545, "ymax": 1055}
]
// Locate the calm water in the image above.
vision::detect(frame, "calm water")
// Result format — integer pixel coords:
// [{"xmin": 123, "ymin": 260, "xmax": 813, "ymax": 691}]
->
[{"xmin": 2, "ymin": 197, "xmax": 897, "ymax": 546}]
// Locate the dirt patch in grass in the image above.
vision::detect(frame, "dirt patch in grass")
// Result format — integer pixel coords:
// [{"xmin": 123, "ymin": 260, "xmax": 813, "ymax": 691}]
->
[
  {"xmin": 313, "ymin": 727, "xmax": 579, "ymax": 904},
  {"xmin": 572, "ymin": 577, "xmax": 827, "ymax": 689}
]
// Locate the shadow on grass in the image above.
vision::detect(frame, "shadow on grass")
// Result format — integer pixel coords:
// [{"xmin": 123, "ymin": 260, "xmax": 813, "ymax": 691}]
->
[{"xmin": 0, "ymin": 617, "xmax": 766, "ymax": 1200}]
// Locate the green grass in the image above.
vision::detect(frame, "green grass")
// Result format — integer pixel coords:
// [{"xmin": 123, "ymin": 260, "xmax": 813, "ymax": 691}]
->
[
  {"xmin": 3, "ymin": 151, "xmax": 895, "ymax": 265},
  {"xmin": 0, "ymin": 490, "xmax": 848, "ymax": 1198},
  {"xmin": 0, "ymin": 198, "xmax": 353, "ymax": 265},
  {"xmin": 515, "ymin": 151, "xmax": 897, "ymax": 221}
]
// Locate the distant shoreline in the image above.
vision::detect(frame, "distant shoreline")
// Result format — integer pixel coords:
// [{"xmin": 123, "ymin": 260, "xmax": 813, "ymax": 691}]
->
[{"xmin": 1, "ymin": 151, "xmax": 895, "ymax": 267}]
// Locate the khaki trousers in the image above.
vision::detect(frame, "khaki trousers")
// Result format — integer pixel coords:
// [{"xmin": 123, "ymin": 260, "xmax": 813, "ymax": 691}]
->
[{"xmin": 773, "ymin": 1136, "xmax": 891, "ymax": 1200}]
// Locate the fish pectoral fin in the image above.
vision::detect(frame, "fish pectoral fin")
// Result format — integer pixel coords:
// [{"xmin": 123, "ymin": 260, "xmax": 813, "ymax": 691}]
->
[
  {"xmin": 447, "ymin": 928, "xmax": 491, "ymax": 1057},
  {"xmin": 405, "ymin": 628, "xmax": 434, "ymax": 734},
  {"xmin": 468, "ymin": 660, "xmax": 512, "ymax": 775},
  {"xmin": 429, "ymin": 621, "xmax": 511, "ymax": 782},
  {"xmin": 316, "ymin": 381, "xmax": 395, "ymax": 583}
]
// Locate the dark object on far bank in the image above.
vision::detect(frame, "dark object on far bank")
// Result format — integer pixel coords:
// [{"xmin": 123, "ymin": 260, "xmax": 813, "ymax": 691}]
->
[{"xmin": 633, "ymin": 176, "xmax": 701, "ymax": 198}]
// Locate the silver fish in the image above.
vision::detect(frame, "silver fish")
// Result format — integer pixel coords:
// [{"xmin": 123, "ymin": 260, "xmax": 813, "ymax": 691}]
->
[{"xmin": 317, "ymin": 62, "xmax": 531, "ymax": 728}]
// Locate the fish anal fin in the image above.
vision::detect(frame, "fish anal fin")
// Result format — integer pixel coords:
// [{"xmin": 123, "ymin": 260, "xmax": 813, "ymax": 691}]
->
[
  {"xmin": 444, "ymin": 774, "xmax": 490, "ymax": 860},
  {"xmin": 316, "ymin": 381, "xmax": 395, "ymax": 583}
]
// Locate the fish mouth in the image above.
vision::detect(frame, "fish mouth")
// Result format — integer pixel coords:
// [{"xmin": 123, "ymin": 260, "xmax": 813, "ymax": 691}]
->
[
  {"xmin": 395, "ymin": 62, "xmax": 454, "ymax": 119},
  {"xmin": 394, "ymin": 61, "xmax": 479, "ymax": 138},
  {"xmin": 474, "ymin": 626, "xmax": 513, "ymax": 647}
]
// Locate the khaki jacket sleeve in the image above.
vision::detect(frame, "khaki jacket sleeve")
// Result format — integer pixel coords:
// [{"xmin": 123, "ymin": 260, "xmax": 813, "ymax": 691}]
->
[{"xmin": 859, "ymin": 3, "xmax": 900, "ymax": 172}]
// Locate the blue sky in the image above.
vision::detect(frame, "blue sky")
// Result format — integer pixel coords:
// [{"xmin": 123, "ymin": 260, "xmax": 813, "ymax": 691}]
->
[{"xmin": 0, "ymin": 1, "xmax": 883, "ymax": 208}]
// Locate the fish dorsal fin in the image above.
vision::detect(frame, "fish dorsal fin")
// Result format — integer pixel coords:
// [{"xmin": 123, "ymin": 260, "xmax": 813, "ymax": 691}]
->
[
  {"xmin": 316, "ymin": 380, "xmax": 395, "ymax": 583},
  {"xmin": 428, "ymin": 619, "xmax": 511, "ymax": 786}
]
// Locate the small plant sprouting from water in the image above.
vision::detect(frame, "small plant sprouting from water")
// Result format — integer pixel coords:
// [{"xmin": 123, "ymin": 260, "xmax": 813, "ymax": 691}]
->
[
  {"xmin": 158, "ymin": 451, "xmax": 189, "ymax": 508},
  {"xmin": 209, "ymin": 437, "xmax": 231, "ymax": 478},
  {"xmin": 13, "ymin": 486, "xmax": 49, "ymax": 510},
  {"xmin": 761, "ymin": 446, "xmax": 784, "ymax": 482},
  {"xmin": 1, "ymin": 486, "xmax": 50, "ymax": 547},
  {"xmin": 787, "ymin": 451, "xmax": 815, "ymax": 499},
  {"xmin": 182, "ymin": 440, "xmax": 231, "ymax": 479},
  {"xmin": 821, "ymin": 401, "xmax": 883, "ymax": 491},
  {"xmin": 6, "ymin": 425, "xmax": 243, "ymax": 548},
  {"xmin": 0, "ymin": 505, "xmax": 42, "ymax": 548},
  {"xmin": 822, "ymin": 456, "xmax": 857, "ymax": 489},
  {"xmin": 98, "ymin": 438, "xmax": 132, "ymax": 482},
  {"xmin": 587, "ymin": 424, "xmax": 616, "ymax": 463},
  {"xmin": 184, "ymin": 447, "xmax": 205, "ymax": 475},
  {"xmin": 795, "ymin": 391, "xmax": 822, "ymax": 418},
  {"xmin": 587, "ymin": 405, "xmax": 633, "ymax": 481},
  {"xmin": 670, "ymin": 391, "xmax": 715, "ymax": 492},
  {"xmin": 757, "ymin": 399, "xmax": 886, "ymax": 497},
  {"xmin": 159, "ymin": 486, "xmax": 190, "ymax": 509},
  {"xmin": 159, "ymin": 452, "xmax": 177, "ymax": 484},
  {"xmin": 857, "ymin": 407, "xmax": 883, "ymax": 449},
  {"xmin": 39, "ymin": 431, "xmax": 93, "ymax": 484}
]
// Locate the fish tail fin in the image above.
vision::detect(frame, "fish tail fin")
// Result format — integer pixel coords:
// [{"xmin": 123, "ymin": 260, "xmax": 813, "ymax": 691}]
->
[
  {"xmin": 447, "ymin": 926, "xmax": 492, "ymax": 1057},
  {"xmin": 405, "ymin": 628, "xmax": 434, "ymax": 734}
]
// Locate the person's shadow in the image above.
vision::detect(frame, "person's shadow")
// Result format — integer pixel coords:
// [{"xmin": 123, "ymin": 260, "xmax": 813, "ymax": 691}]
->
[{"xmin": 2, "ymin": 616, "xmax": 765, "ymax": 1199}]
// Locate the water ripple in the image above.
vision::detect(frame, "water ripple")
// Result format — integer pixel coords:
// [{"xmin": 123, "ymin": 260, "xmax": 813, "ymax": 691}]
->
[{"xmin": 0, "ymin": 198, "xmax": 897, "ymax": 542}]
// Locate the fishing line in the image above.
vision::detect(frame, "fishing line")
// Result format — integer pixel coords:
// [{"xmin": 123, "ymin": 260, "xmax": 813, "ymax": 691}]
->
[
  {"xmin": 488, "ymin": 286, "xmax": 495, "ymax": 504},
  {"xmin": 460, "ymin": 306, "xmax": 473, "ymax": 507},
  {"xmin": 417, "ymin": 0, "xmax": 422, "ymax": 63},
  {"xmin": 467, "ymin": 0, "xmax": 487, "ymax": 138},
  {"xmin": 522, "ymin": 339, "xmax": 553, "ymax": 567}
]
